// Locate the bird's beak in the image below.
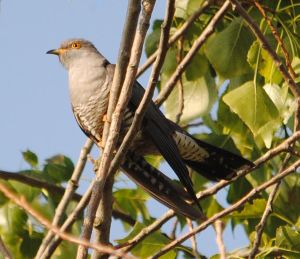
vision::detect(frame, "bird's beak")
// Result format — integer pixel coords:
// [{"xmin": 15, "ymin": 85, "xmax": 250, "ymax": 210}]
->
[{"xmin": 46, "ymin": 48, "xmax": 63, "ymax": 55}]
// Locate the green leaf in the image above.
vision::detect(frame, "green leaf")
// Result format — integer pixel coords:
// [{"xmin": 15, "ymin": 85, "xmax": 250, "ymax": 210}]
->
[
  {"xmin": 185, "ymin": 51, "xmax": 209, "ymax": 80},
  {"xmin": 145, "ymin": 20, "xmax": 163, "ymax": 56},
  {"xmin": 227, "ymin": 177, "xmax": 252, "ymax": 204},
  {"xmin": 163, "ymin": 73, "xmax": 217, "ymax": 124},
  {"xmin": 43, "ymin": 155, "xmax": 74, "ymax": 183},
  {"xmin": 247, "ymin": 40, "xmax": 283, "ymax": 84},
  {"xmin": 20, "ymin": 231, "xmax": 42, "ymax": 258},
  {"xmin": 205, "ymin": 18, "xmax": 253, "ymax": 78},
  {"xmin": 114, "ymin": 188, "xmax": 150, "ymax": 221},
  {"xmin": 230, "ymin": 198, "xmax": 266, "ymax": 220},
  {"xmin": 22, "ymin": 150, "xmax": 38, "ymax": 168},
  {"xmin": 223, "ymin": 81, "xmax": 280, "ymax": 148}
]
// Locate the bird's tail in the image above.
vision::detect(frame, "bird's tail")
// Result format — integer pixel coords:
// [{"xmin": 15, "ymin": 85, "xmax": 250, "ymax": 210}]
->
[
  {"xmin": 121, "ymin": 151, "xmax": 205, "ymax": 220},
  {"xmin": 172, "ymin": 129, "xmax": 253, "ymax": 181}
]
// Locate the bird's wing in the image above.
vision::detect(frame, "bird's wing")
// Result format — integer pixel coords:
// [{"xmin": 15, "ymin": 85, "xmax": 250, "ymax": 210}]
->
[{"xmin": 128, "ymin": 81, "xmax": 200, "ymax": 208}]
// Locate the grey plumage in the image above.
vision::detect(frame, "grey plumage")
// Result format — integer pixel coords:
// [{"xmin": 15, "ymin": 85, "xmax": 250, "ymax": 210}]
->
[{"xmin": 47, "ymin": 38, "xmax": 253, "ymax": 220}]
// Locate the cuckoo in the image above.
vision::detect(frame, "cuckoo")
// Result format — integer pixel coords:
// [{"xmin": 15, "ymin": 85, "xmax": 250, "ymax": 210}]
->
[{"xmin": 47, "ymin": 39, "xmax": 253, "ymax": 220}]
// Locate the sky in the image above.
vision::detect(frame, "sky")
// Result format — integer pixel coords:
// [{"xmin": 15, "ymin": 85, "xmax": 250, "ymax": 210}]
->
[{"xmin": 0, "ymin": 0, "xmax": 249, "ymax": 257}]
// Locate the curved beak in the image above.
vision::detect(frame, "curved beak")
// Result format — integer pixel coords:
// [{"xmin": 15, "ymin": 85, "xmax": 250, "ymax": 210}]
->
[{"xmin": 46, "ymin": 49, "xmax": 62, "ymax": 55}]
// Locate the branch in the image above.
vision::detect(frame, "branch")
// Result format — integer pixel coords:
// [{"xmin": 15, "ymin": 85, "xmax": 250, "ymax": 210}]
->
[
  {"xmin": 249, "ymin": 181, "xmax": 281, "ymax": 258},
  {"xmin": 102, "ymin": 0, "xmax": 141, "ymax": 146},
  {"xmin": 150, "ymin": 159, "xmax": 300, "ymax": 258},
  {"xmin": 137, "ymin": 0, "xmax": 212, "ymax": 77},
  {"xmin": 0, "ymin": 236, "xmax": 12, "ymax": 259},
  {"xmin": 252, "ymin": 0, "xmax": 296, "ymax": 79},
  {"xmin": 187, "ymin": 219, "xmax": 201, "ymax": 258},
  {"xmin": 155, "ymin": 0, "xmax": 231, "ymax": 106},
  {"xmin": 0, "ymin": 180, "xmax": 133, "ymax": 259},
  {"xmin": 36, "ymin": 138, "xmax": 93, "ymax": 258},
  {"xmin": 77, "ymin": 1, "xmax": 155, "ymax": 258},
  {"xmin": 0, "ymin": 170, "xmax": 81, "ymax": 201},
  {"xmin": 229, "ymin": 0, "xmax": 300, "ymax": 97},
  {"xmin": 214, "ymin": 220, "xmax": 226, "ymax": 259}
]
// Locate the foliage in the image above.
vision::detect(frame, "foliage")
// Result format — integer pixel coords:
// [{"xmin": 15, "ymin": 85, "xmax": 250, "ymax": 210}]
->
[{"xmin": 1, "ymin": 0, "xmax": 300, "ymax": 258}]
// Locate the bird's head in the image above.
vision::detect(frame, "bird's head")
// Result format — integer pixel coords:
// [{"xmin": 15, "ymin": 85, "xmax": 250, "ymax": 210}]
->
[{"xmin": 47, "ymin": 39, "xmax": 99, "ymax": 69}]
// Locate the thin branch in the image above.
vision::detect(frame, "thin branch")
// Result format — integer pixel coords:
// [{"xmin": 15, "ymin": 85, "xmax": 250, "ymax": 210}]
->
[
  {"xmin": 214, "ymin": 220, "xmax": 226, "ymax": 259},
  {"xmin": 150, "ymin": 159, "xmax": 300, "ymax": 258},
  {"xmin": 0, "ymin": 236, "xmax": 12, "ymax": 259},
  {"xmin": 155, "ymin": 0, "xmax": 231, "ymax": 106},
  {"xmin": 102, "ymin": 0, "xmax": 141, "ymax": 146},
  {"xmin": 36, "ymin": 138, "xmax": 93, "ymax": 258},
  {"xmin": 252, "ymin": 0, "xmax": 297, "ymax": 79},
  {"xmin": 77, "ymin": 1, "xmax": 155, "ymax": 258},
  {"xmin": 175, "ymin": 37, "xmax": 185, "ymax": 124},
  {"xmin": 229, "ymin": 0, "xmax": 300, "ymax": 97},
  {"xmin": 0, "ymin": 180, "xmax": 133, "ymax": 259},
  {"xmin": 137, "ymin": 0, "xmax": 212, "ymax": 77},
  {"xmin": 187, "ymin": 219, "xmax": 201, "ymax": 259},
  {"xmin": 91, "ymin": 174, "xmax": 115, "ymax": 259},
  {"xmin": 118, "ymin": 131, "xmax": 300, "ymax": 253},
  {"xmin": 249, "ymin": 181, "xmax": 281, "ymax": 258},
  {"xmin": 0, "ymin": 170, "xmax": 82, "ymax": 201}
]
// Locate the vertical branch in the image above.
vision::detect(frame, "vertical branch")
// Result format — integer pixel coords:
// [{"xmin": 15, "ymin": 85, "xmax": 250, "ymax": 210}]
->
[
  {"xmin": 252, "ymin": 0, "xmax": 297, "ymax": 79},
  {"xmin": 91, "ymin": 174, "xmax": 115, "ymax": 259},
  {"xmin": 187, "ymin": 219, "xmax": 201, "ymax": 258},
  {"xmin": 214, "ymin": 220, "xmax": 226, "ymax": 259},
  {"xmin": 0, "ymin": 236, "xmax": 12, "ymax": 259},
  {"xmin": 228, "ymin": 0, "xmax": 300, "ymax": 97},
  {"xmin": 36, "ymin": 139, "xmax": 93, "ymax": 258},
  {"xmin": 249, "ymin": 182, "xmax": 281, "ymax": 258}
]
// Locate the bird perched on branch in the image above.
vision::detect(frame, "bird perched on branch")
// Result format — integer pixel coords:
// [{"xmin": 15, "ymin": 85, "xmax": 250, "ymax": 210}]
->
[{"xmin": 47, "ymin": 39, "xmax": 253, "ymax": 220}]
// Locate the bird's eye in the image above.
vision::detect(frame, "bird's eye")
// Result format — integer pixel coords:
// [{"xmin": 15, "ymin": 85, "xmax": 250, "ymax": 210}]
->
[{"xmin": 71, "ymin": 42, "xmax": 81, "ymax": 49}]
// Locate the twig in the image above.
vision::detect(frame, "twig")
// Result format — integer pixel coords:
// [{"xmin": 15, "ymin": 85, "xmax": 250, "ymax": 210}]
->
[
  {"xmin": 77, "ymin": 1, "xmax": 155, "ymax": 258},
  {"xmin": 229, "ymin": 0, "xmax": 300, "ymax": 97},
  {"xmin": 0, "ymin": 170, "xmax": 82, "ymax": 201},
  {"xmin": 0, "ymin": 236, "xmax": 12, "ymax": 259},
  {"xmin": 248, "ymin": 181, "xmax": 281, "ymax": 258},
  {"xmin": 119, "ymin": 131, "xmax": 300, "ymax": 253},
  {"xmin": 170, "ymin": 218, "xmax": 178, "ymax": 240},
  {"xmin": 252, "ymin": 0, "xmax": 297, "ymax": 79},
  {"xmin": 91, "ymin": 174, "xmax": 115, "ymax": 259},
  {"xmin": 214, "ymin": 220, "xmax": 226, "ymax": 259},
  {"xmin": 187, "ymin": 219, "xmax": 201, "ymax": 259},
  {"xmin": 137, "ymin": 0, "xmax": 212, "ymax": 77},
  {"xmin": 155, "ymin": 0, "xmax": 231, "ymax": 106},
  {"xmin": 38, "ymin": 182, "xmax": 94, "ymax": 259},
  {"xmin": 102, "ymin": 0, "xmax": 141, "ymax": 146},
  {"xmin": 0, "ymin": 180, "xmax": 133, "ymax": 259},
  {"xmin": 150, "ymin": 159, "xmax": 300, "ymax": 258},
  {"xmin": 36, "ymin": 138, "xmax": 93, "ymax": 258},
  {"xmin": 175, "ymin": 37, "xmax": 185, "ymax": 124}
]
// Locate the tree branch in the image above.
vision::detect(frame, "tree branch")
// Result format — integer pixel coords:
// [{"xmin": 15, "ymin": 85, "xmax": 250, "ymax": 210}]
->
[
  {"xmin": 0, "ymin": 179, "xmax": 134, "ymax": 259},
  {"xmin": 36, "ymin": 138, "xmax": 93, "ymax": 258},
  {"xmin": 229, "ymin": 0, "xmax": 300, "ymax": 97},
  {"xmin": 0, "ymin": 236, "xmax": 12, "ymax": 259},
  {"xmin": 214, "ymin": 220, "xmax": 226, "ymax": 259},
  {"xmin": 137, "ymin": 0, "xmax": 212, "ymax": 77}
]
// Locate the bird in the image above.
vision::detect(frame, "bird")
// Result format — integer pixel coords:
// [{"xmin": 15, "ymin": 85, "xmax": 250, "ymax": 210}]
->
[{"xmin": 47, "ymin": 39, "xmax": 253, "ymax": 220}]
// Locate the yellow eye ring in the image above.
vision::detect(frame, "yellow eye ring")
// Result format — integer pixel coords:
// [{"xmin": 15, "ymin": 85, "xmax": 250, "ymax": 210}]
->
[{"xmin": 71, "ymin": 42, "xmax": 81, "ymax": 49}]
